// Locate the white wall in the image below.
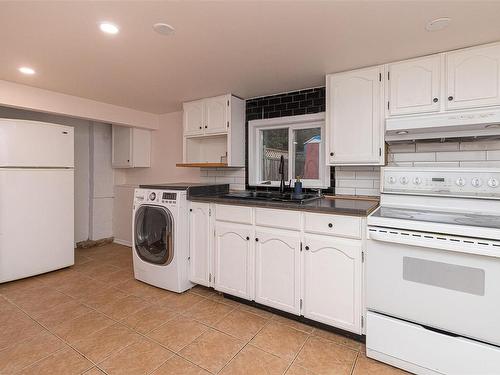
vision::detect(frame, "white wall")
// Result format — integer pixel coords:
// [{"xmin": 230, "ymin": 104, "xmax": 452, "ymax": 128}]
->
[
  {"xmin": 90, "ymin": 124, "xmax": 114, "ymax": 240},
  {"xmin": 335, "ymin": 138, "xmax": 500, "ymax": 196}
]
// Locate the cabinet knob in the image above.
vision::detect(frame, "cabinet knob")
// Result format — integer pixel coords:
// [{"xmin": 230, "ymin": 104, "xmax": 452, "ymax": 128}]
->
[
  {"xmin": 189, "ymin": 208, "xmax": 192, "ymax": 212},
  {"xmin": 305, "ymin": 246, "xmax": 310, "ymax": 251},
  {"xmin": 448, "ymin": 96, "xmax": 454, "ymax": 101},
  {"xmin": 246, "ymin": 236, "xmax": 250, "ymax": 241},
  {"xmin": 433, "ymin": 98, "xmax": 439, "ymax": 103},
  {"xmin": 199, "ymin": 126, "xmax": 202, "ymax": 129},
  {"xmin": 255, "ymin": 238, "xmax": 259, "ymax": 242},
  {"xmin": 330, "ymin": 152, "xmax": 334, "ymax": 157},
  {"xmin": 205, "ymin": 125, "xmax": 208, "ymax": 129},
  {"xmin": 328, "ymin": 223, "xmax": 333, "ymax": 228}
]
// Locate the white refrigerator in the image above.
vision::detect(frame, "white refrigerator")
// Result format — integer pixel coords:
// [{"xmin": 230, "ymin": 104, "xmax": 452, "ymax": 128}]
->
[{"xmin": 0, "ymin": 118, "xmax": 74, "ymax": 283}]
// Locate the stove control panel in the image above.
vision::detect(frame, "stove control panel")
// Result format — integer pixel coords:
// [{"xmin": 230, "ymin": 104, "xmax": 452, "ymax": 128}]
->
[{"xmin": 382, "ymin": 167, "xmax": 500, "ymax": 198}]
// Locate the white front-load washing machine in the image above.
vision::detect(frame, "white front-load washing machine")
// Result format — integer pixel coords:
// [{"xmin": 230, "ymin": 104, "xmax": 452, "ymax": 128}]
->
[{"xmin": 132, "ymin": 187, "xmax": 194, "ymax": 292}]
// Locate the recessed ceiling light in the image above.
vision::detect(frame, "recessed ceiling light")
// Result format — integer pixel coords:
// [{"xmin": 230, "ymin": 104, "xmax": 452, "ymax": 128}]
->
[
  {"xmin": 153, "ymin": 23, "xmax": 175, "ymax": 36},
  {"xmin": 18, "ymin": 66, "xmax": 35, "ymax": 75},
  {"xmin": 100, "ymin": 22, "xmax": 119, "ymax": 34},
  {"xmin": 425, "ymin": 17, "xmax": 451, "ymax": 32}
]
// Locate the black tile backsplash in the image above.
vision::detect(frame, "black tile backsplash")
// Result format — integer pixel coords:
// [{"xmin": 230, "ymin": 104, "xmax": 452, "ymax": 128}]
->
[{"xmin": 245, "ymin": 87, "xmax": 334, "ymax": 194}]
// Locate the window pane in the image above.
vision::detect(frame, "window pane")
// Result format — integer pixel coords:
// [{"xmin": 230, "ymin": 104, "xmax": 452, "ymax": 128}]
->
[
  {"xmin": 293, "ymin": 128, "xmax": 321, "ymax": 180},
  {"xmin": 261, "ymin": 128, "xmax": 288, "ymax": 181}
]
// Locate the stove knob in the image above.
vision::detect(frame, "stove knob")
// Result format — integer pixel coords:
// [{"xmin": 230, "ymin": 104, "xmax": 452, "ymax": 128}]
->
[
  {"xmin": 400, "ymin": 176, "xmax": 409, "ymax": 185},
  {"xmin": 413, "ymin": 177, "xmax": 422, "ymax": 185},
  {"xmin": 149, "ymin": 192, "xmax": 157, "ymax": 201},
  {"xmin": 456, "ymin": 177, "xmax": 466, "ymax": 187},
  {"xmin": 388, "ymin": 176, "xmax": 397, "ymax": 184},
  {"xmin": 471, "ymin": 178, "xmax": 483, "ymax": 188},
  {"xmin": 488, "ymin": 178, "xmax": 499, "ymax": 188}
]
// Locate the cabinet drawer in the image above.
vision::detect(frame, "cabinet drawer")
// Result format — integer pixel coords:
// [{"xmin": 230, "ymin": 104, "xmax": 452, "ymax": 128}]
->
[
  {"xmin": 255, "ymin": 208, "xmax": 301, "ymax": 230},
  {"xmin": 304, "ymin": 212, "xmax": 361, "ymax": 239},
  {"xmin": 215, "ymin": 204, "xmax": 253, "ymax": 224}
]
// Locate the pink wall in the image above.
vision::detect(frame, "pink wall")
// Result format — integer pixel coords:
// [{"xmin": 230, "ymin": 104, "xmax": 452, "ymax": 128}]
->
[
  {"xmin": 0, "ymin": 80, "xmax": 159, "ymax": 129},
  {"xmin": 115, "ymin": 111, "xmax": 200, "ymax": 185}
]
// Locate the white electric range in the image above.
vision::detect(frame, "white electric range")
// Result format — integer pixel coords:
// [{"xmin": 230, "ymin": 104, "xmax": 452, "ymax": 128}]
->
[{"xmin": 366, "ymin": 167, "xmax": 500, "ymax": 375}]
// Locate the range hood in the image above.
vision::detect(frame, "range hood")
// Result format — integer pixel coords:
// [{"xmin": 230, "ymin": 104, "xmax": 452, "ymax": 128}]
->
[{"xmin": 386, "ymin": 107, "xmax": 500, "ymax": 142}]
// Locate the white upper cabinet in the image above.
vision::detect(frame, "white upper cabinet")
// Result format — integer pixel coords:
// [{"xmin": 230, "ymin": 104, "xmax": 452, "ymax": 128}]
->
[
  {"xmin": 112, "ymin": 126, "xmax": 151, "ymax": 168},
  {"xmin": 214, "ymin": 222, "xmax": 253, "ymax": 300},
  {"xmin": 254, "ymin": 228, "xmax": 301, "ymax": 315},
  {"xmin": 205, "ymin": 95, "xmax": 229, "ymax": 134},
  {"xmin": 189, "ymin": 202, "xmax": 212, "ymax": 287},
  {"xmin": 388, "ymin": 55, "xmax": 442, "ymax": 116},
  {"xmin": 326, "ymin": 66, "xmax": 385, "ymax": 165},
  {"xmin": 303, "ymin": 234, "xmax": 363, "ymax": 334},
  {"xmin": 183, "ymin": 100, "xmax": 205, "ymax": 136},
  {"xmin": 446, "ymin": 43, "xmax": 500, "ymax": 110}
]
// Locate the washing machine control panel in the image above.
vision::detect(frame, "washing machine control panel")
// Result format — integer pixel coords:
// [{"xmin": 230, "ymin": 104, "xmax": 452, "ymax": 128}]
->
[{"xmin": 162, "ymin": 192, "xmax": 177, "ymax": 201}]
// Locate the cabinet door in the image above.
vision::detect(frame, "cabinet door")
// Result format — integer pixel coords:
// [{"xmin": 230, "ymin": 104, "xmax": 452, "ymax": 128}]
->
[
  {"xmin": 389, "ymin": 55, "xmax": 441, "ymax": 116},
  {"xmin": 183, "ymin": 100, "xmax": 204, "ymax": 136},
  {"xmin": 214, "ymin": 222, "xmax": 253, "ymax": 300},
  {"xmin": 254, "ymin": 228, "xmax": 301, "ymax": 315},
  {"xmin": 189, "ymin": 203, "xmax": 212, "ymax": 287},
  {"xmin": 205, "ymin": 95, "xmax": 229, "ymax": 134},
  {"xmin": 446, "ymin": 44, "xmax": 500, "ymax": 110},
  {"xmin": 131, "ymin": 128, "xmax": 151, "ymax": 167},
  {"xmin": 303, "ymin": 235, "xmax": 362, "ymax": 334},
  {"xmin": 112, "ymin": 125, "xmax": 132, "ymax": 168},
  {"xmin": 326, "ymin": 66, "xmax": 384, "ymax": 165}
]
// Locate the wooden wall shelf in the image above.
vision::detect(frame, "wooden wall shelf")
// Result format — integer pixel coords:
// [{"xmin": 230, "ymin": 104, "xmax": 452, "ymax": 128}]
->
[{"xmin": 176, "ymin": 163, "xmax": 228, "ymax": 168}]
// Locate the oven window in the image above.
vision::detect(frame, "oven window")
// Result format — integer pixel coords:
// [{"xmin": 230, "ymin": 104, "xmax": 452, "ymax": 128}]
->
[
  {"xmin": 403, "ymin": 257, "xmax": 485, "ymax": 296},
  {"xmin": 134, "ymin": 205, "xmax": 174, "ymax": 265}
]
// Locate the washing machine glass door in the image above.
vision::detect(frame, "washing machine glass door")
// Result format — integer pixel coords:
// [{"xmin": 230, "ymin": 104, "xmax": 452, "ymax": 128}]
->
[{"xmin": 134, "ymin": 205, "xmax": 174, "ymax": 265}]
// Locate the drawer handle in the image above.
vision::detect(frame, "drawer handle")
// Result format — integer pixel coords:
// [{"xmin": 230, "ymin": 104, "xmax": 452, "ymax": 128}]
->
[{"xmin": 328, "ymin": 223, "xmax": 333, "ymax": 228}]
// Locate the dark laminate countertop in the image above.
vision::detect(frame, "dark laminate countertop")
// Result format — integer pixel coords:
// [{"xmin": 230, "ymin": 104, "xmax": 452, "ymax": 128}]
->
[{"xmin": 189, "ymin": 194, "xmax": 379, "ymax": 216}]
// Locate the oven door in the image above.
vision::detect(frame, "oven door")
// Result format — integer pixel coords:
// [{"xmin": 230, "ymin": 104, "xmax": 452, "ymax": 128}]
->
[{"xmin": 367, "ymin": 226, "xmax": 500, "ymax": 346}]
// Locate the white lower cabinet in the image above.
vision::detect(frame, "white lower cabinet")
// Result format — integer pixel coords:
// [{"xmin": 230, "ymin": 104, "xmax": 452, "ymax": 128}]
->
[
  {"xmin": 194, "ymin": 204, "xmax": 365, "ymax": 334},
  {"xmin": 254, "ymin": 227, "xmax": 301, "ymax": 315},
  {"xmin": 303, "ymin": 234, "xmax": 363, "ymax": 334},
  {"xmin": 188, "ymin": 202, "xmax": 212, "ymax": 287},
  {"xmin": 214, "ymin": 221, "xmax": 254, "ymax": 300}
]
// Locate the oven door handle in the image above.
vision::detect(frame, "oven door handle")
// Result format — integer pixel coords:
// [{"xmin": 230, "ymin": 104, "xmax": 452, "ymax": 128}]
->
[{"xmin": 367, "ymin": 226, "xmax": 500, "ymax": 259}]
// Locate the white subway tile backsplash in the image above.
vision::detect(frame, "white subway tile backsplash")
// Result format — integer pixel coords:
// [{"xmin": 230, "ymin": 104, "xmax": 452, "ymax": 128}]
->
[
  {"xmin": 436, "ymin": 151, "xmax": 486, "ymax": 161},
  {"xmin": 392, "ymin": 152, "xmax": 436, "ymax": 162},
  {"xmin": 355, "ymin": 170, "xmax": 381, "ymax": 180},
  {"xmin": 388, "ymin": 143, "xmax": 416, "ymax": 153},
  {"xmin": 334, "ymin": 187, "xmax": 356, "ymax": 196},
  {"xmin": 337, "ymin": 179, "xmax": 374, "ymax": 188},
  {"xmin": 460, "ymin": 140, "xmax": 500, "ymax": 151},
  {"xmin": 336, "ymin": 137, "xmax": 500, "ymax": 197},
  {"xmin": 459, "ymin": 161, "xmax": 500, "ymax": 168},
  {"xmin": 355, "ymin": 188, "xmax": 381, "ymax": 196},
  {"xmin": 336, "ymin": 170, "xmax": 356, "ymax": 179},
  {"xmin": 413, "ymin": 162, "xmax": 460, "ymax": 167},
  {"xmin": 486, "ymin": 150, "xmax": 500, "ymax": 160},
  {"xmin": 416, "ymin": 142, "xmax": 459, "ymax": 152}
]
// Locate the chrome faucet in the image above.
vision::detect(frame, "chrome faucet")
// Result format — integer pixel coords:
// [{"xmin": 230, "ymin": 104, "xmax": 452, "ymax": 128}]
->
[{"xmin": 279, "ymin": 155, "xmax": 286, "ymax": 194}]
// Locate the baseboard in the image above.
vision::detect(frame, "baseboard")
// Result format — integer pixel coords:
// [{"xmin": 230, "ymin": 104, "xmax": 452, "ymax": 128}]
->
[{"xmin": 114, "ymin": 238, "xmax": 132, "ymax": 247}]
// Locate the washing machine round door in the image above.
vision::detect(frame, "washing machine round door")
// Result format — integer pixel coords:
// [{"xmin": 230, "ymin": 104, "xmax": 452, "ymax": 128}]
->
[{"xmin": 134, "ymin": 205, "xmax": 174, "ymax": 265}]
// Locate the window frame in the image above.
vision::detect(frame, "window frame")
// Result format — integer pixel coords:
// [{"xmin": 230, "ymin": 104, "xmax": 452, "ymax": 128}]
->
[{"xmin": 248, "ymin": 112, "xmax": 329, "ymax": 188}]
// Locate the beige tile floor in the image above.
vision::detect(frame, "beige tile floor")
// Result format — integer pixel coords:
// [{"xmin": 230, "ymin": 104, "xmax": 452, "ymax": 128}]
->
[{"xmin": 0, "ymin": 243, "xmax": 409, "ymax": 375}]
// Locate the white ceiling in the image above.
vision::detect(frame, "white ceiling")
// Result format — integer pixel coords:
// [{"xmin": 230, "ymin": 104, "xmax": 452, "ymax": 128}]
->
[{"xmin": 1, "ymin": 1, "xmax": 500, "ymax": 114}]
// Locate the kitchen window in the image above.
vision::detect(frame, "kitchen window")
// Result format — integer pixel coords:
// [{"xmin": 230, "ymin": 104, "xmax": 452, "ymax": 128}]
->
[{"xmin": 248, "ymin": 113, "xmax": 329, "ymax": 188}]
